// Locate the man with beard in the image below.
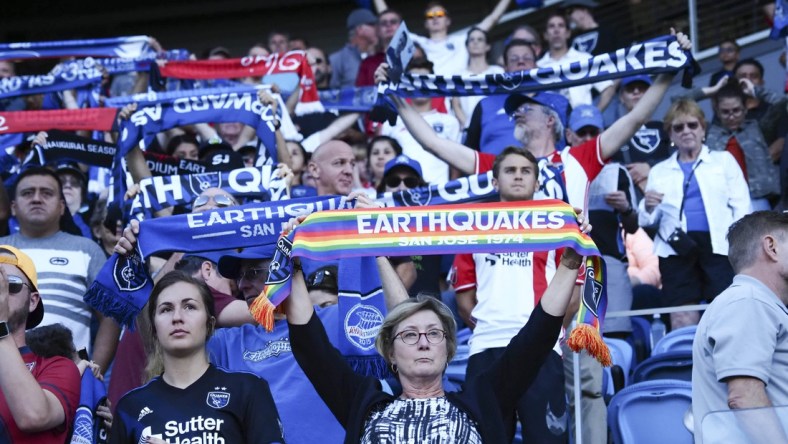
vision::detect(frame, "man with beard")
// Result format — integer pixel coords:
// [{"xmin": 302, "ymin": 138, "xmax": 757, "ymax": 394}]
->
[{"xmin": 0, "ymin": 245, "xmax": 80, "ymax": 443}]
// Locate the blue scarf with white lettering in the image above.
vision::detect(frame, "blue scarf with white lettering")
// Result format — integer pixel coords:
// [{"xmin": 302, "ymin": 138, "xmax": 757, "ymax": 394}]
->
[
  {"xmin": 374, "ymin": 34, "xmax": 696, "ymax": 122},
  {"xmin": 93, "ymin": 49, "xmax": 191, "ymax": 74},
  {"xmin": 0, "ymin": 61, "xmax": 103, "ymax": 99},
  {"xmin": 0, "ymin": 36, "xmax": 150, "ymax": 60},
  {"xmin": 129, "ymin": 165, "xmax": 290, "ymax": 217},
  {"xmin": 85, "ymin": 195, "xmax": 351, "ymax": 327},
  {"xmin": 69, "ymin": 371, "xmax": 108, "ymax": 444}
]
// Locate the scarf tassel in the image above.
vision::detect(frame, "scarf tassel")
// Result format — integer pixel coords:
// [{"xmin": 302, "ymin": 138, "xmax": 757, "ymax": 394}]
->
[
  {"xmin": 567, "ymin": 323, "xmax": 612, "ymax": 367},
  {"xmin": 84, "ymin": 281, "xmax": 139, "ymax": 330},
  {"xmin": 249, "ymin": 295, "xmax": 275, "ymax": 332}
]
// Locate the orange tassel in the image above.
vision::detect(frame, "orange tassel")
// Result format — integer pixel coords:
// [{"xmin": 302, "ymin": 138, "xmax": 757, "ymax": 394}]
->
[
  {"xmin": 567, "ymin": 323, "xmax": 612, "ymax": 367},
  {"xmin": 249, "ymin": 294, "xmax": 275, "ymax": 332}
]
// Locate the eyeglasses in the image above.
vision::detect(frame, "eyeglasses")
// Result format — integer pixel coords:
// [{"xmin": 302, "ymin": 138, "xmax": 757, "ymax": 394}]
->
[
  {"xmin": 425, "ymin": 10, "xmax": 447, "ymax": 19},
  {"xmin": 671, "ymin": 121, "xmax": 700, "ymax": 133},
  {"xmin": 385, "ymin": 176, "xmax": 420, "ymax": 188},
  {"xmin": 576, "ymin": 127, "xmax": 600, "ymax": 138},
  {"xmin": 510, "ymin": 104, "xmax": 539, "ymax": 120},
  {"xmin": 7, "ymin": 275, "xmax": 29, "ymax": 294},
  {"xmin": 237, "ymin": 267, "xmax": 268, "ymax": 284},
  {"xmin": 394, "ymin": 329, "xmax": 446, "ymax": 345},
  {"xmin": 192, "ymin": 193, "xmax": 236, "ymax": 208},
  {"xmin": 719, "ymin": 107, "xmax": 744, "ymax": 118},
  {"xmin": 379, "ymin": 19, "xmax": 401, "ymax": 27}
]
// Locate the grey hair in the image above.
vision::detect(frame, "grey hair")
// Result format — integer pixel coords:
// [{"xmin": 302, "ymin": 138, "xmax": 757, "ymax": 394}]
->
[
  {"xmin": 541, "ymin": 106, "xmax": 564, "ymax": 142},
  {"xmin": 375, "ymin": 295, "xmax": 458, "ymax": 367}
]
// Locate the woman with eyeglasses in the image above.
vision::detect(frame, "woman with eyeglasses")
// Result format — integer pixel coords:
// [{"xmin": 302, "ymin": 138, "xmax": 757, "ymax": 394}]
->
[
  {"xmin": 110, "ymin": 271, "xmax": 285, "ymax": 444},
  {"xmin": 639, "ymin": 98, "xmax": 751, "ymax": 329},
  {"xmin": 283, "ymin": 212, "xmax": 589, "ymax": 443}
]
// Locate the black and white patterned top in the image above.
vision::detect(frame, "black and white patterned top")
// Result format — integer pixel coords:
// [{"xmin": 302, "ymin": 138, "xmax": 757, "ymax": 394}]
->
[{"xmin": 360, "ymin": 396, "xmax": 482, "ymax": 444}]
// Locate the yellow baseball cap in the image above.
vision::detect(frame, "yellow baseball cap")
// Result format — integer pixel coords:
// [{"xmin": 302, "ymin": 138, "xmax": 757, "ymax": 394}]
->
[{"xmin": 0, "ymin": 246, "xmax": 42, "ymax": 329}]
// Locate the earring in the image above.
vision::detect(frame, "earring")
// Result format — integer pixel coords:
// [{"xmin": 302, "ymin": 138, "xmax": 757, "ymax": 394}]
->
[{"xmin": 390, "ymin": 363, "xmax": 398, "ymax": 374}]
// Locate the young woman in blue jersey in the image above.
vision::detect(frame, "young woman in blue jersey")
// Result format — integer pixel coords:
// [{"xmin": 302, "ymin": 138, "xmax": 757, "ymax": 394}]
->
[{"xmin": 110, "ymin": 271, "xmax": 284, "ymax": 444}]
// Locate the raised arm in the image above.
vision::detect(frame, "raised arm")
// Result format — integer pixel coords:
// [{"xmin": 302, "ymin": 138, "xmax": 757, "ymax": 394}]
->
[
  {"xmin": 599, "ymin": 30, "xmax": 692, "ymax": 160},
  {"xmin": 392, "ymin": 95, "xmax": 477, "ymax": 174},
  {"xmin": 477, "ymin": 0, "xmax": 512, "ymax": 32},
  {"xmin": 376, "ymin": 256, "xmax": 410, "ymax": 309}
]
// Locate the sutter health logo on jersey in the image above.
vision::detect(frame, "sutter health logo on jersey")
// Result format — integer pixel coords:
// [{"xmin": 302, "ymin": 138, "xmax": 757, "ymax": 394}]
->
[{"xmin": 141, "ymin": 417, "xmax": 227, "ymax": 443}]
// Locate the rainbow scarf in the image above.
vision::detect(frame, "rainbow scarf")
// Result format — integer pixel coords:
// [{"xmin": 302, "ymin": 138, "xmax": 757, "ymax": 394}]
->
[{"xmin": 254, "ymin": 200, "xmax": 612, "ymax": 366}]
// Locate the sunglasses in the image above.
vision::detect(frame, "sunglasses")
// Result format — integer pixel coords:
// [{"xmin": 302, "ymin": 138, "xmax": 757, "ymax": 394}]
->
[
  {"xmin": 8, "ymin": 275, "xmax": 29, "ymax": 294},
  {"xmin": 192, "ymin": 193, "xmax": 236, "ymax": 208},
  {"xmin": 576, "ymin": 127, "xmax": 600, "ymax": 138},
  {"xmin": 425, "ymin": 10, "xmax": 447, "ymax": 19},
  {"xmin": 385, "ymin": 176, "xmax": 420, "ymax": 188},
  {"xmin": 671, "ymin": 121, "xmax": 700, "ymax": 133},
  {"xmin": 236, "ymin": 267, "xmax": 268, "ymax": 284}
]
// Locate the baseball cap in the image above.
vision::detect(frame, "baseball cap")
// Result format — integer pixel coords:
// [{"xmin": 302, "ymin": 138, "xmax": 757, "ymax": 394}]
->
[
  {"xmin": 568, "ymin": 105, "xmax": 604, "ymax": 132},
  {"xmin": 52, "ymin": 161, "xmax": 87, "ymax": 185},
  {"xmin": 560, "ymin": 0, "xmax": 599, "ymax": 8},
  {"xmin": 0, "ymin": 246, "xmax": 43, "ymax": 329},
  {"xmin": 306, "ymin": 265, "xmax": 338, "ymax": 293},
  {"xmin": 504, "ymin": 91, "xmax": 571, "ymax": 129},
  {"xmin": 218, "ymin": 245, "xmax": 277, "ymax": 280},
  {"xmin": 383, "ymin": 155, "xmax": 423, "ymax": 177},
  {"xmin": 620, "ymin": 74, "xmax": 653, "ymax": 89},
  {"xmin": 347, "ymin": 8, "xmax": 378, "ymax": 30}
]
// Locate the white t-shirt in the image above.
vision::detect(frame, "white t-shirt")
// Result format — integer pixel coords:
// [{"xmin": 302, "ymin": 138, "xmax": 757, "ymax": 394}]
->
[
  {"xmin": 537, "ymin": 47, "xmax": 614, "ymax": 108},
  {"xmin": 410, "ymin": 33, "xmax": 468, "ymax": 76},
  {"xmin": 457, "ymin": 65, "xmax": 505, "ymax": 128},
  {"xmin": 382, "ymin": 109, "xmax": 460, "ymax": 184}
]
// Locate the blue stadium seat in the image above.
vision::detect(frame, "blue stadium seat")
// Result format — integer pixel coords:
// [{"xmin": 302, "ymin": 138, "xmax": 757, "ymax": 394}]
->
[
  {"xmin": 603, "ymin": 338, "xmax": 635, "ymax": 399},
  {"xmin": 608, "ymin": 380, "xmax": 693, "ymax": 444},
  {"xmin": 629, "ymin": 316, "xmax": 652, "ymax": 363},
  {"xmin": 652, "ymin": 325, "xmax": 696, "ymax": 356},
  {"xmin": 632, "ymin": 351, "xmax": 693, "ymax": 383}
]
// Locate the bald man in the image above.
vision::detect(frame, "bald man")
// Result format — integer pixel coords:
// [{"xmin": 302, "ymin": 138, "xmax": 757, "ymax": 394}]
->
[{"xmin": 307, "ymin": 140, "xmax": 356, "ymax": 196}]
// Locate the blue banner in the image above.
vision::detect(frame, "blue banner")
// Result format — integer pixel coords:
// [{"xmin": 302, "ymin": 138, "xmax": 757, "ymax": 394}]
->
[
  {"xmin": 318, "ymin": 86, "xmax": 377, "ymax": 112},
  {"xmin": 0, "ymin": 36, "xmax": 150, "ymax": 61},
  {"xmin": 94, "ymin": 49, "xmax": 191, "ymax": 74}
]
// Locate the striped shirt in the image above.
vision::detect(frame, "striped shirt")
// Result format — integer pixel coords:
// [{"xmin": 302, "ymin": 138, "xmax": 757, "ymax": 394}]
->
[
  {"xmin": 0, "ymin": 232, "xmax": 106, "ymax": 351},
  {"xmin": 362, "ymin": 397, "xmax": 481, "ymax": 444}
]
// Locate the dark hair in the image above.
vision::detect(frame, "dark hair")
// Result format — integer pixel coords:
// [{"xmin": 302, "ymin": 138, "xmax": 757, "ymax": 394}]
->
[
  {"xmin": 14, "ymin": 166, "xmax": 63, "ymax": 199},
  {"xmin": 727, "ymin": 211, "xmax": 788, "ymax": 273},
  {"xmin": 503, "ymin": 39, "xmax": 537, "ymax": 66},
  {"xmin": 734, "ymin": 58, "xmax": 764, "ymax": 78},
  {"xmin": 267, "ymin": 30, "xmax": 290, "ymax": 42},
  {"xmin": 545, "ymin": 11, "xmax": 568, "ymax": 30},
  {"xmin": 166, "ymin": 134, "xmax": 200, "ymax": 156},
  {"xmin": 26, "ymin": 323, "xmax": 76, "ymax": 359},
  {"xmin": 719, "ymin": 38, "xmax": 740, "ymax": 51},
  {"xmin": 492, "ymin": 146, "xmax": 538, "ymax": 179},
  {"xmin": 465, "ymin": 26, "xmax": 489, "ymax": 47},
  {"xmin": 406, "ymin": 57, "xmax": 434, "ymax": 74},
  {"xmin": 174, "ymin": 255, "xmax": 217, "ymax": 276},
  {"xmin": 147, "ymin": 271, "xmax": 217, "ymax": 340},
  {"xmin": 367, "ymin": 135, "xmax": 403, "ymax": 159},
  {"xmin": 713, "ymin": 81, "xmax": 747, "ymax": 108}
]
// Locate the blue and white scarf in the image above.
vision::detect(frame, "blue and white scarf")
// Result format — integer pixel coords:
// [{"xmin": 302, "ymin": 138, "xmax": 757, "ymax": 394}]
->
[
  {"xmin": 93, "ymin": 49, "xmax": 191, "ymax": 74},
  {"xmin": 85, "ymin": 196, "xmax": 351, "ymax": 327},
  {"xmin": 0, "ymin": 61, "xmax": 103, "ymax": 99},
  {"xmin": 129, "ymin": 165, "xmax": 290, "ymax": 217},
  {"xmin": 0, "ymin": 36, "xmax": 150, "ymax": 60},
  {"xmin": 69, "ymin": 371, "xmax": 108, "ymax": 444},
  {"xmin": 318, "ymin": 86, "xmax": 377, "ymax": 112},
  {"xmin": 375, "ymin": 34, "xmax": 695, "ymax": 122}
]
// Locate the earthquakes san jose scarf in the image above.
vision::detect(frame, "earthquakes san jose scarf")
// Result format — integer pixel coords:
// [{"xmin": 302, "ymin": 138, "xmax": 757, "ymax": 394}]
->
[
  {"xmin": 84, "ymin": 196, "xmax": 351, "ymax": 328},
  {"xmin": 255, "ymin": 200, "xmax": 612, "ymax": 366},
  {"xmin": 156, "ymin": 51, "xmax": 322, "ymax": 115},
  {"xmin": 0, "ymin": 36, "xmax": 151, "ymax": 61},
  {"xmin": 373, "ymin": 34, "xmax": 695, "ymax": 124}
]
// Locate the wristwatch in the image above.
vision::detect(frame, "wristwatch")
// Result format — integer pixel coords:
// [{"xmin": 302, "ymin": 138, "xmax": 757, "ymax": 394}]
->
[{"xmin": 0, "ymin": 321, "xmax": 9, "ymax": 339}]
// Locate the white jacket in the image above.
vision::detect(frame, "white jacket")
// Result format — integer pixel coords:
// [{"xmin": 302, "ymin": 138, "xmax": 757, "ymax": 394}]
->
[{"xmin": 638, "ymin": 145, "xmax": 751, "ymax": 257}]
